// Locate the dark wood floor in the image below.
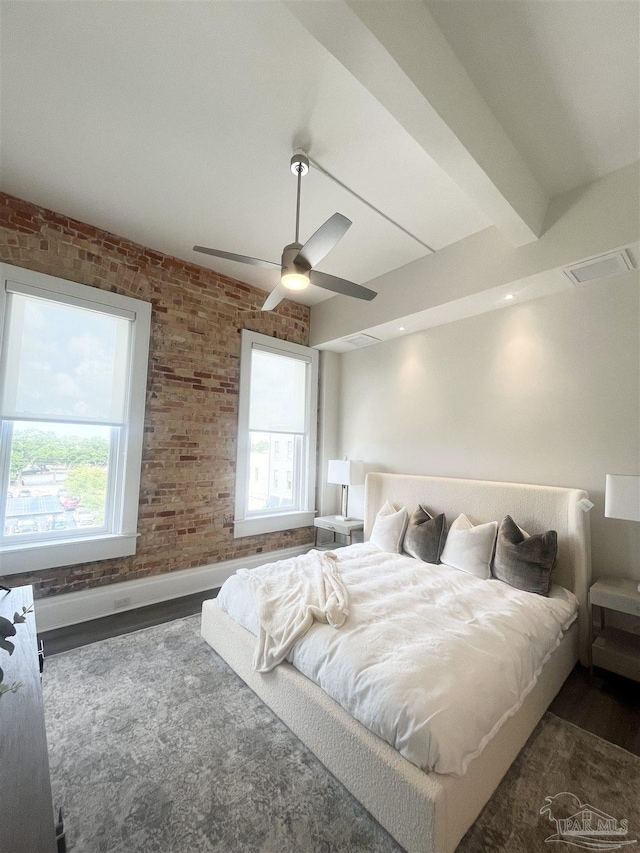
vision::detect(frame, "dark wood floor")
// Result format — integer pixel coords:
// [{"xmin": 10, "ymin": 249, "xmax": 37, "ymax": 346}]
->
[
  {"xmin": 41, "ymin": 592, "xmax": 640, "ymax": 757},
  {"xmin": 549, "ymin": 664, "xmax": 640, "ymax": 755},
  {"xmin": 38, "ymin": 588, "xmax": 218, "ymax": 656}
]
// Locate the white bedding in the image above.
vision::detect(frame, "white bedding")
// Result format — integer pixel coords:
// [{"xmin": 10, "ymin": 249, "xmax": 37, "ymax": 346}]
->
[{"xmin": 217, "ymin": 542, "xmax": 578, "ymax": 776}]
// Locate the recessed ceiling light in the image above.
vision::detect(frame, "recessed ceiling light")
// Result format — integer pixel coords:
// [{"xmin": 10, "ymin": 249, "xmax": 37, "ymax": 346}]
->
[
  {"xmin": 505, "ymin": 294, "xmax": 514, "ymax": 300},
  {"xmin": 399, "ymin": 326, "xmax": 405, "ymax": 331}
]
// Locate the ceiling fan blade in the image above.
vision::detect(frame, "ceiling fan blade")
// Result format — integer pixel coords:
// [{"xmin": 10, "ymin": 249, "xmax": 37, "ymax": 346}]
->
[
  {"xmin": 309, "ymin": 270, "xmax": 377, "ymax": 301},
  {"xmin": 294, "ymin": 213, "xmax": 352, "ymax": 269},
  {"xmin": 193, "ymin": 246, "xmax": 279, "ymax": 270},
  {"xmin": 261, "ymin": 282, "xmax": 287, "ymax": 312}
]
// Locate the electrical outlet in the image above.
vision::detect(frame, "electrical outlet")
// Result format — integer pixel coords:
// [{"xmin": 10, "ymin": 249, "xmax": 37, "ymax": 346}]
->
[{"xmin": 113, "ymin": 596, "xmax": 131, "ymax": 610}]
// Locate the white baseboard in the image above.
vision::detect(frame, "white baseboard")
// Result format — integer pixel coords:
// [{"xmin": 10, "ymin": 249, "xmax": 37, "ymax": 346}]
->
[{"xmin": 34, "ymin": 545, "xmax": 310, "ymax": 633}]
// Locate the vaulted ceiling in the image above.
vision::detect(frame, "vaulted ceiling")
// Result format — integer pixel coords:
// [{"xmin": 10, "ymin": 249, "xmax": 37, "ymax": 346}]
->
[{"xmin": 1, "ymin": 1, "xmax": 638, "ymax": 316}]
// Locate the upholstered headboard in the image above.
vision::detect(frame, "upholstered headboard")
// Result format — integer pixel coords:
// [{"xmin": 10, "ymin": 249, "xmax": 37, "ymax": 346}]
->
[{"xmin": 364, "ymin": 473, "xmax": 592, "ymax": 665}]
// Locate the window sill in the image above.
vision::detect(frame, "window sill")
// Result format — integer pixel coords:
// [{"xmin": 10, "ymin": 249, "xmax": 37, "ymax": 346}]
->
[
  {"xmin": 0, "ymin": 533, "xmax": 139, "ymax": 576},
  {"xmin": 233, "ymin": 511, "xmax": 315, "ymax": 539}
]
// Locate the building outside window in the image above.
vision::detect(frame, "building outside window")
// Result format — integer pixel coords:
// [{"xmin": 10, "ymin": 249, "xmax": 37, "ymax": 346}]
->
[
  {"xmin": 233, "ymin": 330, "xmax": 318, "ymax": 537},
  {"xmin": 0, "ymin": 263, "xmax": 151, "ymax": 575}
]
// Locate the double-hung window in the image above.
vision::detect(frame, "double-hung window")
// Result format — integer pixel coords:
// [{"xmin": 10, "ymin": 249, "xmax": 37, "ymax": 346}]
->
[
  {"xmin": 0, "ymin": 263, "xmax": 151, "ymax": 574},
  {"xmin": 234, "ymin": 330, "xmax": 318, "ymax": 538}
]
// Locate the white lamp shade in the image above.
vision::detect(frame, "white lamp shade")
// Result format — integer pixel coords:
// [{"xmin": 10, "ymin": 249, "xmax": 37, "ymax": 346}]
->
[
  {"xmin": 605, "ymin": 474, "xmax": 640, "ymax": 521},
  {"xmin": 327, "ymin": 459, "xmax": 364, "ymax": 486}
]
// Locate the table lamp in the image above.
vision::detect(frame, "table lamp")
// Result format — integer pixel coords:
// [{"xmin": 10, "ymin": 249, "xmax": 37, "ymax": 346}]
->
[
  {"xmin": 327, "ymin": 459, "xmax": 364, "ymax": 521},
  {"xmin": 605, "ymin": 474, "xmax": 640, "ymax": 591}
]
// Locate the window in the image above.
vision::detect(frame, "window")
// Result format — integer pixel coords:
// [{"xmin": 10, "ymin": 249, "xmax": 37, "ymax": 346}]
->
[
  {"xmin": 0, "ymin": 263, "xmax": 151, "ymax": 574},
  {"xmin": 234, "ymin": 330, "xmax": 318, "ymax": 537}
]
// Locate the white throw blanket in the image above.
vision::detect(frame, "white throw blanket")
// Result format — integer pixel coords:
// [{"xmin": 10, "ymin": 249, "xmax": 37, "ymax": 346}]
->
[{"xmin": 237, "ymin": 549, "xmax": 349, "ymax": 672}]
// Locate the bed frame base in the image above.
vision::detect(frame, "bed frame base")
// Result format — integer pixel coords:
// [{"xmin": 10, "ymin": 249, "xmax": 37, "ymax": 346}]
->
[{"xmin": 201, "ymin": 600, "xmax": 578, "ymax": 853}]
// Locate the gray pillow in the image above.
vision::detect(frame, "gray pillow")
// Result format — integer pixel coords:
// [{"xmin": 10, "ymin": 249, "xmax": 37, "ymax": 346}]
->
[
  {"xmin": 492, "ymin": 515, "xmax": 557, "ymax": 596},
  {"xmin": 403, "ymin": 505, "xmax": 447, "ymax": 565}
]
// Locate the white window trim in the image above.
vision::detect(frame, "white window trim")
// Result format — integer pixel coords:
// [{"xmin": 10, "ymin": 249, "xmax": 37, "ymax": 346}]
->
[
  {"xmin": 233, "ymin": 330, "xmax": 318, "ymax": 538},
  {"xmin": 0, "ymin": 263, "xmax": 151, "ymax": 575}
]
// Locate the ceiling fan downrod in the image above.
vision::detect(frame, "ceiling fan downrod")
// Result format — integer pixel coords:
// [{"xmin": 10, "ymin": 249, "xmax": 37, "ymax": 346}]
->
[
  {"xmin": 290, "ymin": 150, "xmax": 309, "ymax": 245},
  {"xmin": 279, "ymin": 150, "xmax": 312, "ymax": 290}
]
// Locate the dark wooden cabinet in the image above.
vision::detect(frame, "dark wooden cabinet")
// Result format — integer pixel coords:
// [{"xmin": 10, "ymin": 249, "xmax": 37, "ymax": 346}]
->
[{"xmin": 0, "ymin": 585, "xmax": 59, "ymax": 853}]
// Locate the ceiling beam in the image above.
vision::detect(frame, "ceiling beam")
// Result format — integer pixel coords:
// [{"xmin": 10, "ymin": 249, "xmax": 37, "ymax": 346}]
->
[
  {"xmin": 285, "ymin": 0, "xmax": 548, "ymax": 247},
  {"xmin": 309, "ymin": 162, "xmax": 639, "ymax": 350}
]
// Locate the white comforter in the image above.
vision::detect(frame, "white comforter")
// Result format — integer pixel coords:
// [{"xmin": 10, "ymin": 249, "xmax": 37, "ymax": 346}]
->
[{"xmin": 217, "ymin": 542, "xmax": 578, "ymax": 776}]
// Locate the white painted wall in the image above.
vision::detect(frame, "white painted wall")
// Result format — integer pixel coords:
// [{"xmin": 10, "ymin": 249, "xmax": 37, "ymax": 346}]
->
[
  {"xmin": 337, "ymin": 274, "xmax": 640, "ymax": 582},
  {"xmin": 316, "ymin": 350, "xmax": 342, "ymax": 516}
]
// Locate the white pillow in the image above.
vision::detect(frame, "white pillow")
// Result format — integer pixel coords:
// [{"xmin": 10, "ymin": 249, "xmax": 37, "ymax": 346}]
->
[
  {"xmin": 440, "ymin": 514, "xmax": 498, "ymax": 579},
  {"xmin": 370, "ymin": 501, "xmax": 408, "ymax": 553}
]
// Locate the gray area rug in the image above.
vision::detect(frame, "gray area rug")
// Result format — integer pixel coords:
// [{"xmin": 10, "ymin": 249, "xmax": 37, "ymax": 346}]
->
[
  {"xmin": 43, "ymin": 615, "xmax": 640, "ymax": 852},
  {"xmin": 457, "ymin": 714, "xmax": 639, "ymax": 852}
]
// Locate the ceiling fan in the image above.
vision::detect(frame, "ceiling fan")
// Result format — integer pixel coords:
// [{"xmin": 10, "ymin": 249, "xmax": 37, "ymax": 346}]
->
[{"xmin": 194, "ymin": 151, "xmax": 377, "ymax": 311}]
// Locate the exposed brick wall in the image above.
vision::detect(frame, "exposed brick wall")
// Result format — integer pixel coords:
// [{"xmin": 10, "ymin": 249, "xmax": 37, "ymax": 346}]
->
[{"xmin": 0, "ymin": 193, "xmax": 313, "ymax": 598}]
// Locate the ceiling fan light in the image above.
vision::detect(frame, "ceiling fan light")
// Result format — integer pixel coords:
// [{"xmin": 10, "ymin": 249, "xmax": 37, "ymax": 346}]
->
[{"xmin": 281, "ymin": 272, "xmax": 310, "ymax": 291}]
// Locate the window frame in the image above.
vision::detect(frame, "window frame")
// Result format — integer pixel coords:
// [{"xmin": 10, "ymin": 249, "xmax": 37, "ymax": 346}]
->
[
  {"xmin": 233, "ymin": 330, "xmax": 318, "ymax": 538},
  {"xmin": 0, "ymin": 263, "xmax": 151, "ymax": 575}
]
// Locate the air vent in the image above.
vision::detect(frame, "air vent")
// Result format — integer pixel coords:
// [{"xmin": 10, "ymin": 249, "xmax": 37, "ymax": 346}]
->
[
  {"xmin": 563, "ymin": 249, "xmax": 634, "ymax": 285},
  {"xmin": 342, "ymin": 333, "xmax": 381, "ymax": 349}
]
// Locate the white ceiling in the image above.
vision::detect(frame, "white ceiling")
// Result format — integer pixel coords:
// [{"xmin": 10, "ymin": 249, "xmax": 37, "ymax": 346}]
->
[
  {"xmin": 0, "ymin": 1, "xmax": 638, "ymax": 307},
  {"xmin": 426, "ymin": 0, "xmax": 640, "ymax": 196},
  {"xmin": 0, "ymin": 1, "xmax": 488, "ymax": 304}
]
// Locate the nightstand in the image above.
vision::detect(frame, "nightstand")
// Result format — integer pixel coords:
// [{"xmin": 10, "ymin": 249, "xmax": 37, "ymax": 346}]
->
[
  {"xmin": 314, "ymin": 515, "xmax": 364, "ymax": 548},
  {"xmin": 590, "ymin": 577, "xmax": 640, "ymax": 682}
]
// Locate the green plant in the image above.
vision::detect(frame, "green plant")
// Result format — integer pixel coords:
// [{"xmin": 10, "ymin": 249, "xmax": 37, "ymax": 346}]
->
[
  {"xmin": 10, "ymin": 428, "xmax": 109, "ymax": 483},
  {"xmin": 63, "ymin": 465, "xmax": 108, "ymax": 521},
  {"xmin": 0, "ymin": 603, "xmax": 33, "ymax": 699}
]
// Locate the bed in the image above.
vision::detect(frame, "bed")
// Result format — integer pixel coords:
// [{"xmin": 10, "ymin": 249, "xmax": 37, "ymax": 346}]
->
[{"xmin": 201, "ymin": 473, "xmax": 591, "ymax": 852}]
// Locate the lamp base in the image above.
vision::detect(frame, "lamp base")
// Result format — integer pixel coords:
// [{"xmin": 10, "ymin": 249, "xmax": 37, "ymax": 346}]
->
[{"xmin": 339, "ymin": 484, "xmax": 350, "ymax": 522}]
